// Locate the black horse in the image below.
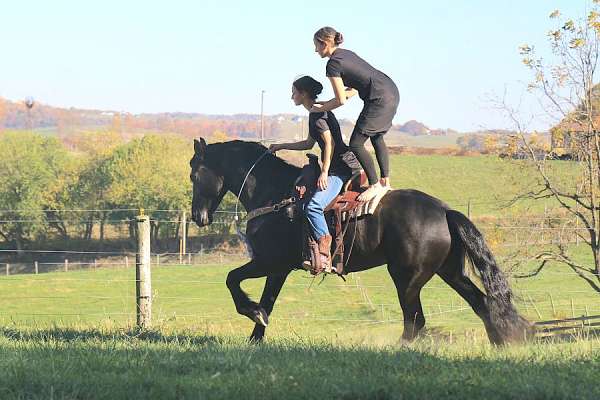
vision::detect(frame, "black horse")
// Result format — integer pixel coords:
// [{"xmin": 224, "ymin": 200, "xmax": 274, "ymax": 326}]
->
[{"xmin": 190, "ymin": 138, "xmax": 531, "ymax": 345}]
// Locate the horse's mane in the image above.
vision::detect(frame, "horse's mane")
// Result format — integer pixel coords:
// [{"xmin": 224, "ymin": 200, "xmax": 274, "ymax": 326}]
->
[{"xmin": 207, "ymin": 140, "xmax": 300, "ymax": 174}]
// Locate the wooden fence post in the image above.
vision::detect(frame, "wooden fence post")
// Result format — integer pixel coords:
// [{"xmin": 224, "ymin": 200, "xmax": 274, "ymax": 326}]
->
[
  {"xmin": 181, "ymin": 211, "xmax": 187, "ymax": 264},
  {"xmin": 136, "ymin": 214, "xmax": 152, "ymax": 329},
  {"xmin": 5, "ymin": 263, "xmax": 9, "ymax": 276},
  {"xmin": 64, "ymin": 259, "xmax": 69, "ymax": 272},
  {"xmin": 34, "ymin": 261, "xmax": 38, "ymax": 275}
]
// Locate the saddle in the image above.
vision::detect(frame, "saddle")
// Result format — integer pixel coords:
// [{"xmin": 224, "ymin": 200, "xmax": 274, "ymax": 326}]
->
[{"xmin": 294, "ymin": 154, "xmax": 369, "ymax": 276}]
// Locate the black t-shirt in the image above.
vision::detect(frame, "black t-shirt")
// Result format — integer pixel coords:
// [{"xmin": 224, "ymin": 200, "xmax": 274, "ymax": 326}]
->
[
  {"xmin": 326, "ymin": 48, "xmax": 397, "ymax": 101},
  {"xmin": 309, "ymin": 111, "xmax": 360, "ymax": 176}
]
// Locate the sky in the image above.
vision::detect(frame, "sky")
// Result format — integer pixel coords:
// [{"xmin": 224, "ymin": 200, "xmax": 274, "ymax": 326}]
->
[{"xmin": 0, "ymin": 0, "xmax": 593, "ymax": 131}]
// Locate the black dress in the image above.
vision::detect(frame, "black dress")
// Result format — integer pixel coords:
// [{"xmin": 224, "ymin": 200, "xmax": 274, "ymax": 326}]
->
[
  {"xmin": 326, "ymin": 48, "xmax": 400, "ymax": 136},
  {"xmin": 308, "ymin": 110, "xmax": 360, "ymax": 177}
]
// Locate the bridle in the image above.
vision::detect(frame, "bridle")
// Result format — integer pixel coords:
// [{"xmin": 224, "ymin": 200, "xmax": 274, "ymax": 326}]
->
[{"xmin": 233, "ymin": 149, "xmax": 271, "ymax": 223}]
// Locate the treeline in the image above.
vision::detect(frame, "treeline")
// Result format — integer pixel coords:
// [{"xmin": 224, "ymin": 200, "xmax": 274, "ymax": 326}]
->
[
  {"xmin": 0, "ymin": 97, "xmax": 284, "ymax": 140},
  {"xmin": 456, "ymin": 131, "xmax": 550, "ymax": 155},
  {"xmin": 0, "ymin": 131, "xmax": 233, "ymax": 252}
]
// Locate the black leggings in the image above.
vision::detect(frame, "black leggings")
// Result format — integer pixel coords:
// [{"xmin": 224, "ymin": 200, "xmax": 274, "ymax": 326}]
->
[{"xmin": 349, "ymin": 132, "xmax": 389, "ymax": 185}]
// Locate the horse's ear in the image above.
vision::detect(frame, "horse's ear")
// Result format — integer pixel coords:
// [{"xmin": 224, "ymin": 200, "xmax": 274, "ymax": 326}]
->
[{"xmin": 194, "ymin": 138, "xmax": 207, "ymax": 157}]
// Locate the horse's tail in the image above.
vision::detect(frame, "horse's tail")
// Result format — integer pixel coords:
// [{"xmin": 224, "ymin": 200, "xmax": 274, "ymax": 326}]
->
[{"xmin": 446, "ymin": 209, "xmax": 532, "ymax": 343}]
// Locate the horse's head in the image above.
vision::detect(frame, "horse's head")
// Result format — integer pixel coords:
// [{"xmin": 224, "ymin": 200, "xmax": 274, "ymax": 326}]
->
[{"xmin": 190, "ymin": 138, "xmax": 227, "ymax": 227}]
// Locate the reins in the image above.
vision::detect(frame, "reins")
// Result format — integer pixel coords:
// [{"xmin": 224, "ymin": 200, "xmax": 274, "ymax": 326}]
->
[{"xmin": 233, "ymin": 149, "xmax": 271, "ymax": 224}]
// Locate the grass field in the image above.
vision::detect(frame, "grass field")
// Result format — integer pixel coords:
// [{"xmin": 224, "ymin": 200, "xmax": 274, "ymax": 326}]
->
[
  {"xmin": 0, "ymin": 153, "xmax": 594, "ymax": 399},
  {"xmin": 1, "ymin": 328, "xmax": 598, "ymax": 400},
  {"xmin": 1, "ymin": 253, "xmax": 599, "ymax": 399}
]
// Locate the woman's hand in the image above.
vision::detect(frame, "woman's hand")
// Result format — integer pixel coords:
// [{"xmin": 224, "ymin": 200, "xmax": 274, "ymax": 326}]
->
[
  {"xmin": 317, "ymin": 172, "xmax": 328, "ymax": 191},
  {"xmin": 310, "ymin": 103, "xmax": 324, "ymax": 113},
  {"xmin": 268, "ymin": 144, "xmax": 281, "ymax": 153}
]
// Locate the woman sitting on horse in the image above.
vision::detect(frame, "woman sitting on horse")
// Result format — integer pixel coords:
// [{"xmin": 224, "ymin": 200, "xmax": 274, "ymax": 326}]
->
[{"xmin": 269, "ymin": 75, "xmax": 360, "ymax": 271}]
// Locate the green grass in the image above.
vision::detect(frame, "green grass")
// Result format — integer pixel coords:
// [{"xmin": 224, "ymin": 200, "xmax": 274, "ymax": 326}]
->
[
  {"xmin": 386, "ymin": 154, "xmax": 579, "ymax": 216},
  {"xmin": 1, "ymin": 252, "xmax": 600, "ymax": 399},
  {"xmin": 0, "ymin": 152, "xmax": 594, "ymax": 399},
  {"xmin": 1, "ymin": 328, "xmax": 598, "ymax": 400},
  {"xmin": 1, "ymin": 251, "xmax": 598, "ymax": 339}
]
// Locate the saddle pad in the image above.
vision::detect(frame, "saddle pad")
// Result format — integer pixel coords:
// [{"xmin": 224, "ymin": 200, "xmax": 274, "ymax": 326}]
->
[{"xmin": 342, "ymin": 187, "xmax": 392, "ymax": 221}]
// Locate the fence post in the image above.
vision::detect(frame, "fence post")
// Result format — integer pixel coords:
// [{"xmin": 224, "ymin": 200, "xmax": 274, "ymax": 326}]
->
[
  {"xmin": 94, "ymin": 259, "xmax": 97, "ymax": 272},
  {"xmin": 136, "ymin": 214, "xmax": 152, "ymax": 329},
  {"xmin": 34, "ymin": 261, "xmax": 38, "ymax": 275},
  {"xmin": 64, "ymin": 259, "xmax": 69, "ymax": 272},
  {"xmin": 179, "ymin": 239, "xmax": 183, "ymax": 265},
  {"xmin": 125, "ymin": 256, "xmax": 129, "ymax": 269},
  {"xmin": 5, "ymin": 263, "xmax": 9, "ymax": 276},
  {"xmin": 181, "ymin": 211, "xmax": 187, "ymax": 263}
]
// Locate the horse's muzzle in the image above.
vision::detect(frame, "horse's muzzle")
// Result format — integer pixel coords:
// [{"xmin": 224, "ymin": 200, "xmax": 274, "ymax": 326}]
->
[{"xmin": 192, "ymin": 209, "xmax": 211, "ymax": 227}]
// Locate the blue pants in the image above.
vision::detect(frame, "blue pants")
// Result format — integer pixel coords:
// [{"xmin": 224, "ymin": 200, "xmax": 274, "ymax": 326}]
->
[{"xmin": 304, "ymin": 175, "xmax": 346, "ymax": 240}]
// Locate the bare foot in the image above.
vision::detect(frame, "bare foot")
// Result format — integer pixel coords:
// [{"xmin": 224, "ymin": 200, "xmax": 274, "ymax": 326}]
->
[{"xmin": 357, "ymin": 182, "xmax": 383, "ymax": 202}]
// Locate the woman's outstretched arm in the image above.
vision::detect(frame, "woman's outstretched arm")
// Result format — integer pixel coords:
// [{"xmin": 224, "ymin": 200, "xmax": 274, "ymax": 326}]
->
[
  {"xmin": 269, "ymin": 136, "xmax": 316, "ymax": 152},
  {"xmin": 311, "ymin": 77, "xmax": 350, "ymax": 112}
]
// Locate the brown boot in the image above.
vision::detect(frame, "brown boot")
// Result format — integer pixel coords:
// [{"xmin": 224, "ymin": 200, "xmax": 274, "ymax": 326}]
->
[{"xmin": 317, "ymin": 234, "xmax": 333, "ymax": 273}]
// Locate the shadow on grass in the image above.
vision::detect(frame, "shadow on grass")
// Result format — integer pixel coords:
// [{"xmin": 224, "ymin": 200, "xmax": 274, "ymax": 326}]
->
[
  {"xmin": 535, "ymin": 327, "xmax": 600, "ymax": 344},
  {"xmin": 0, "ymin": 327, "xmax": 599, "ymax": 400},
  {"xmin": 0, "ymin": 326, "xmax": 222, "ymax": 346}
]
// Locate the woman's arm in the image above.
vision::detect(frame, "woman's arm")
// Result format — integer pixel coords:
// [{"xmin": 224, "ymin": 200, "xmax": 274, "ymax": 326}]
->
[
  {"xmin": 311, "ymin": 77, "xmax": 348, "ymax": 112},
  {"xmin": 315, "ymin": 88, "xmax": 357, "ymax": 105},
  {"xmin": 317, "ymin": 130, "xmax": 333, "ymax": 190},
  {"xmin": 345, "ymin": 88, "xmax": 358, "ymax": 99},
  {"xmin": 269, "ymin": 136, "xmax": 316, "ymax": 152}
]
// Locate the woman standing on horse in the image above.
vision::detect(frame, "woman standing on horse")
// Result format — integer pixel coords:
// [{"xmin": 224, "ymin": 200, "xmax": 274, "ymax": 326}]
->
[
  {"xmin": 312, "ymin": 26, "xmax": 400, "ymax": 202},
  {"xmin": 269, "ymin": 76, "xmax": 360, "ymax": 271}
]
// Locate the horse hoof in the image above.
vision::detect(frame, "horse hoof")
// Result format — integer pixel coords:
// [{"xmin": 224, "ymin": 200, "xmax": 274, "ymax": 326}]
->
[
  {"xmin": 249, "ymin": 334, "xmax": 264, "ymax": 344},
  {"xmin": 253, "ymin": 308, "xmax": 269, "ymax": 327}
]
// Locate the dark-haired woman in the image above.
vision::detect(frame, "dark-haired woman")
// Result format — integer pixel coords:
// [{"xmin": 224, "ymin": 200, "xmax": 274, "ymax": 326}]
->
[
  {"xmin": 269, "ymin": 76, "xmax": 360, "ymax": 271},
  {"xmin": 312, "ymin": 26, "xmax": 400, "ymax": 202}
]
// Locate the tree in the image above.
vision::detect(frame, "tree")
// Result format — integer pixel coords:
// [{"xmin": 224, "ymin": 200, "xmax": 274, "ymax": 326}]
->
[
  {"xmin": 210, "ymin": 129, "xmax": 229, "ymax": 143},
  {"xmin": 502, "ymin": 3, "xmax": 600, "ymax": 291},
  {"xmin": 104, "ymin": 134, "xmax": 193, "ymax": 243},
  {"xmin": 0, "ymin": 132, "xmax": 74, "ymax": 253},
  {"xmin": 484, "ymin": 135, "xmax": 499, "ymax": 154},
  {"xmin": 0, "ymin": 97, "xmax": 6, "ymax": 130}
]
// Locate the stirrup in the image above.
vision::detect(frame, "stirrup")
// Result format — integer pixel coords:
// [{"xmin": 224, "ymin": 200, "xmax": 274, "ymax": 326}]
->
[
  {"xmin": 302, "ymin": 259, "xmax": 312, "ymax": 270},
  {"xmin": 322, "ymin": 255, "xmax": 335, "ymax": 274}
]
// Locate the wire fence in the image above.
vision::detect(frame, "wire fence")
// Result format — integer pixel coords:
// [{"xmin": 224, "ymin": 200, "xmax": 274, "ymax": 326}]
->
[{"xmin": 0, "ymin": 205, "xmax": 598, "ymax": 338}]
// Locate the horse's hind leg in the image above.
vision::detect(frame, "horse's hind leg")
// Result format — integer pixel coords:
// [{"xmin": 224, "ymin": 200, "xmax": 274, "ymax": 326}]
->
[
  {"xmin": 436, "ymin": 251, "xmax": 503, "ymax": 344},
  {"xmin": 249, "ymin": 272, "xmax": 290, "ymax": 343},
  {"xmin": 387, "ymin": 264, "xmax": 432, "ymax": 341}
]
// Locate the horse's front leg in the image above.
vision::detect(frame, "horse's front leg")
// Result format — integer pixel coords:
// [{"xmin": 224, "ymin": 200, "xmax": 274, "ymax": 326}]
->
[
  {"xmin": 226, "ymin": 260, "xmax": 272, "ymax": 326},
  {"xmin": 249, "ymin": 272, "xmax": 290, "ymax": 343}
]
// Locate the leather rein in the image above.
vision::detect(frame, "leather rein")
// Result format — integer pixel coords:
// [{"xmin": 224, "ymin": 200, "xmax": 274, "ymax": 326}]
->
[{"xmin": 233, "ymin": 149, "xmax": 296, "ymax": 224}]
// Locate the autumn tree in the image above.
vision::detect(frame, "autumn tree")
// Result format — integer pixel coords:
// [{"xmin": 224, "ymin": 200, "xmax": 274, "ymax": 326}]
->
[
  {"xmin": 503, "ymin": 3, "xmax": 600, "ymax": 291},
  {"xmin": 210, "ymin": 129, "xmax": 229, "ymax": 143},
  {"xmin": 0, "ymin": 97, "xmax": 6, "ymax": 130}
]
